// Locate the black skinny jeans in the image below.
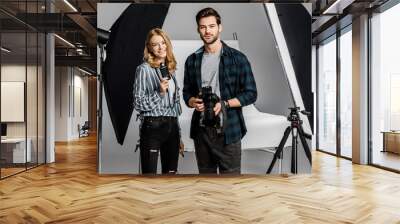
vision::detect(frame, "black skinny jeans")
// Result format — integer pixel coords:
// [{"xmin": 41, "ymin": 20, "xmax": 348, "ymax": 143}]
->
[{"xmin": 140, "ymin": 116, "xmax": 179, "ymax": 174}]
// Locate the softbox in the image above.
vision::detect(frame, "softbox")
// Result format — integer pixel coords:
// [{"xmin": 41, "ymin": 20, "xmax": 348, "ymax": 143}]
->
[{"xmin": 103, "ymin": 3, "xmax": 170, "ymax": 145}]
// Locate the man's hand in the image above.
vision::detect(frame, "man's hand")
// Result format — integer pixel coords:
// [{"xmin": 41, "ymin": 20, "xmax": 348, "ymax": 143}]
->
[
  {"xmin": 159, "ymin": 78, "xmax": 169, "ymax": 95},
  {"xmin": 213, "ymin": 102, "xmax": 222, "ymax": 116},
  {"xmin": 189, "ymin": 97, "xmax": 204, "ymax": 112}
]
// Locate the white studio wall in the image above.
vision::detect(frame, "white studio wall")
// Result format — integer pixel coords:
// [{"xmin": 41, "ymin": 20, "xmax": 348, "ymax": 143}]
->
[{"xmin": 163, "ymin": 3, "xmax": 293, "ymax": 116}]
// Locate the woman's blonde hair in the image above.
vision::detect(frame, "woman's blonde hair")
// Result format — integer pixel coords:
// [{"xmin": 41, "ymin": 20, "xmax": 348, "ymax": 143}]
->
[{"xmin": 144, "ymin": 28, "xmax": 177, "ymax": 73}]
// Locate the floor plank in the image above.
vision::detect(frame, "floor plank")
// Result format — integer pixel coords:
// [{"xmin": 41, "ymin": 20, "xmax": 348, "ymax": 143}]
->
[{"xmin": 1, "ymin": 135, "xmax": 400, "ymax": 223}]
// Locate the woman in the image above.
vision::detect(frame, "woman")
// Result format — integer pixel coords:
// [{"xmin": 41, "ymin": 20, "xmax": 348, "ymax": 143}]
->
[{"xmin": 134, "ymin": 28, "xmax": 182, "ymax": 174}]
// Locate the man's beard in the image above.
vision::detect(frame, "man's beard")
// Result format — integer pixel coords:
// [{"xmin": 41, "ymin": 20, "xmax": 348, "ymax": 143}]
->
[{"xmin": 201, "ymin": 34, "xmax": 218, "ymax": 45}]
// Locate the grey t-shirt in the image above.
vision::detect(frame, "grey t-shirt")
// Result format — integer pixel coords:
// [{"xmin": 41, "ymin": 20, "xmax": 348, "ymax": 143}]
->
[
  {"xmin": 201, "ymin": 50, "xmax": 221, "ymax": 96},
  {"xmin": 201, "ymin": 50, "xmax": 223, "ymax": 127}
]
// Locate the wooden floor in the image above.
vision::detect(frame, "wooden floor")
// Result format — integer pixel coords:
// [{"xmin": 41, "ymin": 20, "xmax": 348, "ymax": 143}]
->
[
  {"xmin": 372, "ymin": 150, "xmax": 400, "ymax": 171},
  {"xmin": 1, "ymin": 135, "xmax": 400, "ymax": 223},
  {"xmin": 0, "ymin": 167, "xmax": 26, "ymax": 178}
]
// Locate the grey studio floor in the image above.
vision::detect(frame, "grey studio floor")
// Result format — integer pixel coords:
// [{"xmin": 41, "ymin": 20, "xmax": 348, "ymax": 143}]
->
[{"xmin": 135, "ymin": 140, "xmax": 312, "ymax": 175}]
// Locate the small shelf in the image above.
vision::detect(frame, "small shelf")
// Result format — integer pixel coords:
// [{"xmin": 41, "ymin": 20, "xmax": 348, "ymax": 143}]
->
[{"xmin": 382, "ymin": 131, "xmax": 400, "ymax": 154}]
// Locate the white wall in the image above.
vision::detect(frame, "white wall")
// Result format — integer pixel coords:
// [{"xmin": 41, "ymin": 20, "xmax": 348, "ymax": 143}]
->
[
  {"xmin": 1, "ymin": 66, "xmax": 26, "ymax": 129},
  {"xmin": 1, "ymin": 65, "xmax": 37, "ymax": 138},
  {"xmin": 1, "ymin": 65, "xmax": 26, "ymax": 81},
  {"xmin": 55, "ymin": 67, "xmax": 69, "ymax": 141},
  {"xmin": 55, "ymin": 67, "xmax": 89, "ymax": 141},
  {"xmin": 73, "ymin": 72, "xmax": 89, "ymax": 138},
  {"xmin": 1, "ymin": 63, "xmax": 46, "ymax": 164}
]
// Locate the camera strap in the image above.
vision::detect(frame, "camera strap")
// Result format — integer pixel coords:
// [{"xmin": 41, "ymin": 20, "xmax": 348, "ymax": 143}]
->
[
  {"xmin": 220, "ymin": 100, "xmax": 228, "ymax": 134},
  {"xmin": 207, "ymin": 71, "xmax": 218, "ymax": 88}
]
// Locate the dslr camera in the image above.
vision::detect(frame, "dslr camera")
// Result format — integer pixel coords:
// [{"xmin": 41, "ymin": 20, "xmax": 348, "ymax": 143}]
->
[{"xmin": 200, "ymin": 86, "xmax": 220, "ymax": 127}]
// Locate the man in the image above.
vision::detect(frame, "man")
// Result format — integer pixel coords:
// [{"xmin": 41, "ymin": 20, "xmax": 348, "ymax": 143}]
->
[{"xmin": 183, "ymin": 7, "xmax": 257, "ymax": 174}]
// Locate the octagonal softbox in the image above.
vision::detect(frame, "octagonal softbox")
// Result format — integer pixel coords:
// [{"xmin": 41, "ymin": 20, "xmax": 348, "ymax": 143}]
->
[{"xmin": 103, "ymin": 4, "xmax": 170, "ymax": 145}]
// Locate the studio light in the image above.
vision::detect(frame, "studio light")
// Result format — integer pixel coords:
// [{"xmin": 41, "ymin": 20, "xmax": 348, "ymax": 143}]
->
[
  {"xmin": 78, "ymin": 67, "xmax": 94, "ymax": 76},
  {"xmin": 63, "ymin": 0, "xmax": 78, "ymax": 12},
  {"xmin": 1, "ymin": 47, "xmax": 11, "ymax": 53},
  {"xmin": 54, "ymin": 34, "xmax": 75, "ymax": 48},
  {"xmin": 322, "ymin": 0, "xmax": 354, "ymax": 15}
]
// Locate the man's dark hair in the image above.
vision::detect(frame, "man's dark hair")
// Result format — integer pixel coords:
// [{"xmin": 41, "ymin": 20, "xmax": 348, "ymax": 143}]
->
[{"xmin": 196, "ymin": 7, "xmax": 221, "ymax": 25}]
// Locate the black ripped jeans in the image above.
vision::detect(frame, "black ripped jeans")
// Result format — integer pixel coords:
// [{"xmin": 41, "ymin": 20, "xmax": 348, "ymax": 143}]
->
[{"xmin": 140, "ymin": 116, "xmax": 180, "ymax": 174}]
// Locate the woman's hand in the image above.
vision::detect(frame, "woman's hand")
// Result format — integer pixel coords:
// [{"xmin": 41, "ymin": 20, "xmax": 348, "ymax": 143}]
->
[{"xmin": 159, "ymin": 78, "xmax": 169, "ymax": 95}]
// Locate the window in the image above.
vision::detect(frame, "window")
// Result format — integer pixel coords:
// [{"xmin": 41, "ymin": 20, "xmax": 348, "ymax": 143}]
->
[
  {"xmin": 0, "ymin": 1, "xmax": 46, "ymax": 179},
  {"xmin": 318, "ymin": 36, "xmax": 337, "ymax": 155},
  {"xmin": 318, "ymin": 35, "xmax": 336, "ymax": 153},
  {"xmin": 370, "ymin": 3, "xmax": 400, "ymax": 171},
  {"xmin": 339, "ymin": 28, "xmax": 352, "ymax": 158}
]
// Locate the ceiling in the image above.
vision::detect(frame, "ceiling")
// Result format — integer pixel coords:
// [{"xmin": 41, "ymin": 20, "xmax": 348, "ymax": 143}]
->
[{"xmin": 0, "ymin": 0, "xmax": 391, "ymax": 72}]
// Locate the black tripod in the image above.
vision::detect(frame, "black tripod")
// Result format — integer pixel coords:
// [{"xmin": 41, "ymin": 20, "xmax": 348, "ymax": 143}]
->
[{"xmin": 266, "ymin": 107, "xmax": 312, "ymax": 174}]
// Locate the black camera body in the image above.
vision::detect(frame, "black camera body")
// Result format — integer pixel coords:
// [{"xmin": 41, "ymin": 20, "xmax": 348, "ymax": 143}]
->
[
  {"xmin": 287, "ymin": 107, "xmax": 311, "ymax": 123},
  {"xmin": 287, "ymin": 107, "xmax": 301, "ymax": 123},
  {"xmin": 200, "ymin": 86, "xmax": 220, "ymax": 127}
]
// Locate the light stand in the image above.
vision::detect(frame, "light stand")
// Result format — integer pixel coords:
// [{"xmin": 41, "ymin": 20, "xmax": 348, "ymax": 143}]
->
[{"xmin": 96, "ymin": 28, "xmax": 110, "ymax": 173}]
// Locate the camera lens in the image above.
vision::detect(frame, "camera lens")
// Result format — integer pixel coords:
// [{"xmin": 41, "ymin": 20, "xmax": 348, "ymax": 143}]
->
[{"xmin": 201, "ymin": 86, "xmax": 218, "ymax": 127}]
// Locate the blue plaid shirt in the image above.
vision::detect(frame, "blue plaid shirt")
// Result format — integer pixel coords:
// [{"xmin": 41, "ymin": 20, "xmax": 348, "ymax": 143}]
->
[{"xmin": 183, "ymin": 41, "xmax": 257, "ymax": 145}]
